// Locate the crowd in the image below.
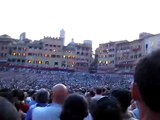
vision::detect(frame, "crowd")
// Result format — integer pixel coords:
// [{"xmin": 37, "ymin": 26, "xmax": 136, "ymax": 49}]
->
[
  {"xmin": 0, "ymin": 67, "xmax": 133, "ymax": 91},
  {"xmin": 1, "ymin": 49, "xmax": 160, "ymax": 120}
]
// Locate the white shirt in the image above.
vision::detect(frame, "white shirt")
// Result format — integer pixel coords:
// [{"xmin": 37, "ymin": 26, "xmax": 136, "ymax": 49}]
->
[{"xmin": 32, "ymin": 103, "xmax": 62, "ymax": 120}]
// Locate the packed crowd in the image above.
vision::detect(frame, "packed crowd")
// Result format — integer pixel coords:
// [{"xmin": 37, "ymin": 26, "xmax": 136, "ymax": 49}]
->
[
  {"xmin": 0, "ymin": 67, "xmax": 133, "ymax": 91},
  {"xmin": 1, "ymin": 49, "xmax": 160, "ymax": 120}
]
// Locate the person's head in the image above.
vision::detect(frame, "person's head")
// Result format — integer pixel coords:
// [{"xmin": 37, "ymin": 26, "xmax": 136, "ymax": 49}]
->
[
  {"xmin": 132, "ymin": 49, "xmax": 160, "ymax": 113},
  {"xmin": 60, "ymin": 94, "xmax": 88, "ymax": 120},
  {"xmin": 12, "ymin": 89, "xmax": 19, "ymax": 98},
  {"xmin": 52, "ymin": 84, "xmax": 68, "ymax": 104},
  {"xmin": 36, "ymin": 88, "xmax": 49, "ymax": 103},
  {"xmin": 111, "ymin": 89, "xmax": 131, "ymax": 113},
  {"xmin": 93, "ymin": 97, "xmax": 122, "ymax": 120},
  {"xmin": 28, "ymin": 90, "xmax": 36, "ymax": 98},
  {"xmin": 17, "ymin": 90, "xmax": 25, "ymax": 102},
  {"xmin": 89, "ymin": 90, "xmax": 95, "ymax": 97},
  {"xmin": 0, "ymin": 91, "xmax": 14, "ymax": 104},
  {"xmin": 0, "ymin": 96, "xmax": 20, "ymax": 120},
  {"xmin": 95, "ymin": 87, "xmax": 103, "ymax": 95}
]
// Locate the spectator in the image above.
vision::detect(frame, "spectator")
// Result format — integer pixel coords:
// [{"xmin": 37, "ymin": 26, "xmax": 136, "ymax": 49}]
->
[
  {"xmin": 26, "ymin": 88, "xmax": 49, "ymax": 120},
  {"xmin": 15, "ymin": 90, "xmax": 29, "ymax": 113},
  {"xmin": 26, "ymin": 90, "xmax": 36, "ymax": 105},
  {"xmin": 32, "ymin": 84, "xmax": 68, "ymax": 120},
  {"xmin": 90, "ymin": 87, "xmax": 104, "ymax": 115},
  {"xmin": 132, "ymin": 50, "xmax": 160, "ymax": 120},
  {"xmin": 92, "ymin": 97, "xmax": 122, "ymax": 120},
  {"xmin": 0, "ymin": 90, "xmax": 14, "ymax": 104},
  {"xmin": 111, "ymin": 89, "xmax": 136, "ymax": 120},
  {"xmin": 0, "ymin": 96, "xmax": 20, "ymax": 120},
  {"xmin": 60, "ymin": 94, "xmax": 88, "ymax": 120}
]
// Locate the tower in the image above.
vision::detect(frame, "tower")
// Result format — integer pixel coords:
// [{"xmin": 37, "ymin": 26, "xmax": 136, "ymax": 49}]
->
[
  {"xmin": 19, "ymin": 32, "xmax": 26, "ymax": 41},
  {"xmin": 60, "ymin": 29, "xmax": 65, "ymax": 39}
]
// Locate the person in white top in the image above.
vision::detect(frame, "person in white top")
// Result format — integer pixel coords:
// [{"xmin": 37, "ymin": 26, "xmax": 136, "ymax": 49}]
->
[{"xmin": 32, "ymin": 84, "xmax": 68, "ymax": 120}]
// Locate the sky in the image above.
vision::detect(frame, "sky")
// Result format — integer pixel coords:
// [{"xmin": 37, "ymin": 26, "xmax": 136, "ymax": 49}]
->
[{"xmin": 0, "ymin": 0, "xmax": 160, "ymax": 50}]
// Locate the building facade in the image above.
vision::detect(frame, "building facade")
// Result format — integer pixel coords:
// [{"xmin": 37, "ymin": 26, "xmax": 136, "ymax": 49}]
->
[
  {"xmin": 96, "ymin": 42, "xmax": 116, "ymax": 73},
  {"xmin": 75, "ymin": 40, "xmax": 92, "ymax": 72},
  {"xmin": 0, "ymin": 30, "xmax": 93, "ymax": 72},
  {"xmin": 96, "ymin": 33, "xmax": 160, "ymax": 73},
  {"xmin": 0, "ymin": 35, "xmax": 15, "ymax": 65}
]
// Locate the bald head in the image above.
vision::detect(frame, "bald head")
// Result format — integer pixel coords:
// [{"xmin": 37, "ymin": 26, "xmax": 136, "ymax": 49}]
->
[{"xmin": 52, "ymin": 84, "xmax": 68, "ymax": 104}]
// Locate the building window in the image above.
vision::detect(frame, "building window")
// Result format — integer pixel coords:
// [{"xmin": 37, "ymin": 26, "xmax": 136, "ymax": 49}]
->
[
  {"xmin": 17, "ymin": 59, "xmax": 21, "ymax": 62},
  {"xmin": 18, "ymin": 48, "xmax": 21, "ymax": 51},
  {"xmin": 28, "ymin": 53, "xmax": 32, "ymax": 56},
  {"xmin": 77, "ymin": 52, "xmax": 80, "ymax": 55},
  {"xmin": 38, "ymin": 60, "xmax": 42, "ymax": 64},
  {"xmin": 58, "ymin": 45, "xmax": 61, "ymax": 48},
  {"xmin": 55, "ymin": 62, "xmax": 58, "ymax": 65},
  {"xmin": 62, "ymin": 64, "xmax": 66, "ymax": 67},
  {"xmin": 12, "ymin": 59, "xmax": 16, "ymax": 62},
  {"xmin": 12, "ymin": 52, "xmax": 16, "ymax": 56},
  {"xmin": 44, "ymin": 54, "xmax": 50, "ymax": 57},
  {"xmin": 53, "ymin": 45, "xmax": 56, "ymax": 47},
  {"xmin": 50, "ymin": 45, "xmax": 53, "ymax": 47},
  {"xmin": 13, "ymin": 47, "xmax": 17, "ymax": 50},
  {"xmin": 51, "ymin": 55, "xmax": 56, "ymax": 58},
  {"xmin": 38, "ymin": 53, "xmax": 42, "ymax": 56},
  {"xmin": 0, "ymin": 53, "xmax": 3, "ymax": 57},
  {"xmin": 22, "ymin": 60, "xmax": 25, "ymax": 63},
  {"xmin": 139, "ymin": 53, "xmax": 142, "ymax": 58},
  {"xmin": 28, "ymin": 60, "xmax": 32, "ymax": 63},
  {"xmin": 8, "ymin": 59, "xmax": 11, "ymax": 62},
  {"xmin": 57, "ymin": 55, "xmax": 61, "ymax": 58},
  {"xmin": 134, "ymin": 55, "xmax": 137, "ymax": 59},
  {"xmin": 1, "ymin": 47, "xmax": 4, "ymax": 50},
  {"xmin": 45, "ymin": 61, "xmax": 49, "ymax": 65},
  {"xmin": 45, "ymin": 44, "xmax": 48, "ymax": 46}
]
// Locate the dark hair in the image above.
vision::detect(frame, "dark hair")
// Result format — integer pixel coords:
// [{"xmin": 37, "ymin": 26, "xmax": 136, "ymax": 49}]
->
[
  {"xmin": 17, "ymin": 90, "xmax": 25, "ymax": 101},
  {"xmin": 96, "ymin": 88, "xmax": 102, "ymax": 95},
  {"xmin": 60, "ymin": 94, "xmax": 88, "ymax": 120},
  {"xmin": 93, "ymin": 97, "xmax": 122, "ymax": 120},
  {"xmin": 36, "ymin": 89, "xmax": 49, "ymax": 103},
  {"xmin": 0, "ymin": 96, "xmax": 20, "ymax": 120},
  {"xmin": 12, "ymin": 89, "xmax": 19, "ymax": 98},
  {"xmin": 134, "ymin": 49, "xmax": 160, "ymax": 112},
  {"xmin": 28, "ymin": 90, "xmax": 36, "ymax": 97},
  {"xmin": 89, "ymin": 90, "xmax": 95, "ymax": 97},
  {"xmin": 0, "ymin": 92, "xmax": 14, "ymax": 104},
  {"xmin": 111, "ymin": 89, "xmax": 131, "ymax": 113}
]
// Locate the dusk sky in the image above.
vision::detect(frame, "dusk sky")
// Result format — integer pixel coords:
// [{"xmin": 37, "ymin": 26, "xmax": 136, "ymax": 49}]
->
[{"xmin": 0, "ymin": 0, "xmax": 160, "ymax": 50}]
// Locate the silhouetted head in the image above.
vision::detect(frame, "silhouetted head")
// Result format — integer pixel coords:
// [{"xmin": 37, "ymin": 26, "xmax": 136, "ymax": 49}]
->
[
  {"xmin": 93, "ymin": 97, "xmax": 122, "ymax": 120},
  {"xmin": 0, "ymin": 96, "xmax": 20, "ymax": 120},
  {"xmin": 36, "ymin": 88, "xmax": 49, "ymax": 103},
  {"xmin": 133, "ymin": 49, "xmax": 160, "ymax": 112},
  {"xmin": 95, "ymin": 87, "xmax": 103, "ymax": 95},
  {"xmin": 111, "ymin": 89, "xmax": 131, "ymax": 113},
  {"xmin": 60, "ymin": 94, "xmax": 88, "ymax": 120}
]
